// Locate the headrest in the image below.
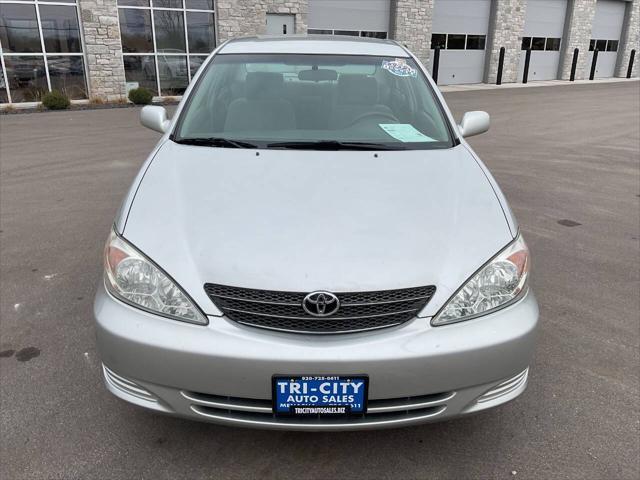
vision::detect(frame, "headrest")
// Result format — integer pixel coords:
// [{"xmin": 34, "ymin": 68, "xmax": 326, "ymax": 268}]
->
[
  {"xmin": 246, "ymin": 72, "xmax": 284, "ymax": 100},
  {"xmin": 337, "ymin": 74, "xmax": 378, "ymax": 104}
]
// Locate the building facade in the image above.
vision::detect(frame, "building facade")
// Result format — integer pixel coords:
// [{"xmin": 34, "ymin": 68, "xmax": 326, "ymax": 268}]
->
[{"xmin": 0, "ymin": 0, "xmax": 637, "ymax": 104}]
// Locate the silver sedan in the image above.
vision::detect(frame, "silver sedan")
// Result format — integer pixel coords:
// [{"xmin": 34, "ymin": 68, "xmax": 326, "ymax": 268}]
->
[{"xmin": 95, "ymin": 35, "xmax": 538, "ymax": 430}]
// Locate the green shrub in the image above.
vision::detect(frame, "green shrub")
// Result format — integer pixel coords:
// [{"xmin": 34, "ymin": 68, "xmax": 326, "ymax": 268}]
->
[
  {"xmin": 41, "ymin": 90, "xmax": 70, "ymax": 110},
  {"xmin": 128, "ymin": 87, "xmax": 154, "ymax": 105}
]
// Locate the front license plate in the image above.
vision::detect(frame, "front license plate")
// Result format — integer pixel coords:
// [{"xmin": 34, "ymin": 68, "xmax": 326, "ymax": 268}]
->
[{"xmin": 272, "ymin": 375, "xmax": 368, "ymax": 416}]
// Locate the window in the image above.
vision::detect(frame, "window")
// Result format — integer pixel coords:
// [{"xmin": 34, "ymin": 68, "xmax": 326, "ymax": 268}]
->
[
  {"xmin": 0, "ymin": 4, "xmax": 42, "ymax": 53},
  {"xmin": 333, "ymin": 30, "xmax": 359, "ymax": 36},
  {"xmin": 123, "ymin": 55, "xmax": 158, "ymax": 95},
  {"xmin": 187, "ymin": 12, "xmax": 215, "ymax": 53},
  {"xmin": 2, "ymin": 55, "xmax": 48, "ymax": 102},
  {"xmin": 175, "ymin": 53, "xmax": 454, "ymax": 149},
  {"xmin": 446, "ymin": 34, "xmax": 465, "ymax": 49},
  {"xmin": 185, "ymin": 0, "xmax": 213, "ymax": 8},
  {"xmin": 545, "ymin": 38, "xmax": 560, "ymax": 51},
  {"xmin": 118, "ymin": 0, "xmax": 149, "ymax": 5},
  {"xmin": 431, "ymin": 33, "xmax": 446, "ymax": 50},
  {"xmin": 590, "ymin": 39, "xmax": 618, "ymax": 52},
  {"xmin": 39, "ymin": 5, "xmax": 81, "ymax": 53},
  {"xmin": 430, "ymin": 34, "xmax": 486, "ymax": 50},
  {"xmin": 154, "ymin": 10, "xmax": 186, "ymax": 52},
  {"xmin": 155, "ymin": 0, "xmax": 182, "ymax": 7},
  {"xmin": 307, "ymin": 28, "xmax": 387, "ymax": 39},
  {"xmin": 118, "ymin": 0, "xmax": 216, "ymax": 96},
  {"xmin": 189, "ymin": 55, "xmax": 207, "ymax": 77},
  {"xmin": 0, "ymin": 68, "xmax": 8, "ymax": 102},
  {"xmin": 531, "ymin": 37, "xmax": 545, "ymax": 50},
  {"xmin": 466, "ymin": 35, "xmax": 485, "ymax": 50},
  {"xmin": 119, "ymin": 9, "xmax": 153, "ymax": 53},
  {"xmin": 0, "ymin": 1, "xmax": 87, "ymax": 103},
  {"xmin": 47, "ymin": 55, "xmax": 85, "ymax": 98},
  {"xmin": 157, "ymin": 54, "xmax": 188, "ymax": 95},
  {"xmin": 360, "ymin": 31, "xmax": 386, "ymax": 39},
  {"xmin": 523, "ymin": 36, "xmax": 561, "ymax": 51}
]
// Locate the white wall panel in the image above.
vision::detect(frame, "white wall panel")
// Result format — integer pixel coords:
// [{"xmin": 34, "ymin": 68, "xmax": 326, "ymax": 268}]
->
[
  {"xmin": 432, "ymin": 0, "xmax": 491, "ymax": 34},
  {"xmin": 523, "ymin": 0, "xmax": 568, "ymax": 37},
  {"xmin": 519, "ymin": 0, "xmax": 568, "ymax": 81},
  {"xmin": 308, "ymin": 0, "xmax": 390, "ymax": 32},
  {"xmin": 585, "ymin": 0, "xmax": 627, "ymax": 78},
  {"xmin": 430, "ymin": 0, "xmax": 491, "ymax": 85},
  {"xmin": 591, "ymin": 0, "xmax": 626, "ymax": 39}
]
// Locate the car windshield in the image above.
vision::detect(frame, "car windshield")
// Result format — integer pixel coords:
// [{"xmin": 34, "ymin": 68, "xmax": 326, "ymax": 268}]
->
[{"xmin": 174, "ymin": 53, "xmax": 454, "ymax": 150}]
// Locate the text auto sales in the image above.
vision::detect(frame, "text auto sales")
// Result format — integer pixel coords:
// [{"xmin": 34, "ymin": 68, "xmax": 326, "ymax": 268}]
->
[{"xmin": 277, "ymin": 380, "xmax": 365, "ymax": 404}]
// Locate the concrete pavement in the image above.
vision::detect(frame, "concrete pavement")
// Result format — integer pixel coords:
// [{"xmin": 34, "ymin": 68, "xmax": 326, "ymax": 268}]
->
[{"xmin": 0, "ymin": 81, "xmax": 638, "ymax": 479}]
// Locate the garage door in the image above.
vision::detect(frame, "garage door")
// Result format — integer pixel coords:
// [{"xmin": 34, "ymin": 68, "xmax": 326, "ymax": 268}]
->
[
  {"xmin": 518, "ymin": 0, "xmax": 568, "ymax": 81},
  {"xmin": 585, "ymin": 0, "xmax": 626, "ymax": 78},
  {"xmin": 429, "ymin": 0, "xmax": 492, "ymax": 85},
  {"xmin": 307, "ymin": 0, "xmax": 390, "ymax": 38}
]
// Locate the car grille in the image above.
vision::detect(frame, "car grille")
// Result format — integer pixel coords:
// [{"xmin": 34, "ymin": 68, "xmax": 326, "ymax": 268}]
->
[
  {"xmin": 181, "ymin": 389, "xmax": 453, "ymax": 429},
  {"xmin": 203, "ymin": 284, "xmax": 436, "ymax": 334}
]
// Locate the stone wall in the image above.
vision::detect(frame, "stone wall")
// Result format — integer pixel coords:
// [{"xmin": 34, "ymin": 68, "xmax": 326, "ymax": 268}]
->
[
  {"xmin": 485, "ymin": 0, "xmax": 527, "ymax": 84},
  {"xmin": 78, "ymin": 0, "xmax": 126, "ymax": 101},
  {"xmin": 616, "ymin": 0, "xmax": 639, "ymax": 77},
  {"xmin": 559, "ymin": 0, "xmax": 597, "ymax": 80},
  {"xmin": 216, "ymin": 0, "xmax": 307, "ymax": 42},
  {"xmin": 390, "ymin": 0, "xmax": 434, "ymax": 66},
  {"xmin": 73, "ymin": 0, "xmax": 638, "ymax": 100}
]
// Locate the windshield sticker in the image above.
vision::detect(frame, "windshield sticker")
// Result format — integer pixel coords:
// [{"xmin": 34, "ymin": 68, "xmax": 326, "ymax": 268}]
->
[
  {"xmin": 381, "ymin": 59, "xmax": 417, "ymax": 78},
  {"xmin": 379, "ymin": 124, "xmax": 436, "ymax": 143}
]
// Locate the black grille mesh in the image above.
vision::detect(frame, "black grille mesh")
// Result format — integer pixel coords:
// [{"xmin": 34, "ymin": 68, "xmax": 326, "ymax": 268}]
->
[{"xmin": 204, "ymin": 284, "xmax": 436, "ymax": 334}]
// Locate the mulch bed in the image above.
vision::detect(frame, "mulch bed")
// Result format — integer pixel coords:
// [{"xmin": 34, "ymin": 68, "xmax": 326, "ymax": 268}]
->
[{"xmin": 0, "ymin": 100, "xmax": 180, "ymax": 115}]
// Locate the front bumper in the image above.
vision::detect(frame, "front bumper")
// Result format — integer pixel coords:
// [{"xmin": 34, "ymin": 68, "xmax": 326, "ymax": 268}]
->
[{"xmin": 95, "ymin": 283, "xmax": 538, "ymax": 430}]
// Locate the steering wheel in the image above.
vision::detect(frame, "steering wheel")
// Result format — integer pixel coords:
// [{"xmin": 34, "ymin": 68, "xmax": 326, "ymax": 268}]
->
[{"xmin": 346, "ymin": 111, "xmax": 399, "ymax": 127}]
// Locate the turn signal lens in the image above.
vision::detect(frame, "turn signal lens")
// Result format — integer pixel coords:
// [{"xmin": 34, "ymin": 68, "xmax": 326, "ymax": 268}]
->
[{"xmin": 432, "ymin": 235, "xmax": 530, "ymax": 326}]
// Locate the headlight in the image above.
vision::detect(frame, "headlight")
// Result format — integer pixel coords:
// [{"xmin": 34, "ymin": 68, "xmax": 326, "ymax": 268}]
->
[
  {"xmin": 103, "ymin": 228, "xmax": 207, "ymax": 325},
  {"xmin": 432, "ymin": 234, "xmax": 530, "ymax": 326}
]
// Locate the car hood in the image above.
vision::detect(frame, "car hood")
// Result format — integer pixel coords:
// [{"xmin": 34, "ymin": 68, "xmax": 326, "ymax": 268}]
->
[{"xmin": 123, "ymin": 141, "xmax": 513, "ymax": 317}]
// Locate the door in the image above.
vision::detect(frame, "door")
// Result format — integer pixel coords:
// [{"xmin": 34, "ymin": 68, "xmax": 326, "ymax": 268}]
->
[
  {"xmin": 307, "ymin": 0, "xmax": 390, "ymax": 37},
  {"xmin": 266, "ymin": 14, "xmax": 295, "ymax": 35},
  {"xmin": 518, "ymin": 0, "xmax": 568, "ymax": 81},
  {"xmin": 585, "ymin": 0, "xmax": 626, "ymax": 78},
  {"xmin": 429, "ymin": 0, "xmax": 492, "ymax": 85}
]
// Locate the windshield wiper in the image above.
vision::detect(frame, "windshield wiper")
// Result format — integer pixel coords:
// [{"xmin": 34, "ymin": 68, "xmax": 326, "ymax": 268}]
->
[
  {"xmin": 266, "ymin": 140, "xmax": 404, "ymax": 150},
  {"xmin": 173, "ymin": 137, "xmax": 257, "ymax": 148}
]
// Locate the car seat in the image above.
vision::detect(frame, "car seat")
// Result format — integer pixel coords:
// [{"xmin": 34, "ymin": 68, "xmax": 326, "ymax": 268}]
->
[{"xmin": 224, "ymin": 72, "xmax": 296, "ymax": 132}]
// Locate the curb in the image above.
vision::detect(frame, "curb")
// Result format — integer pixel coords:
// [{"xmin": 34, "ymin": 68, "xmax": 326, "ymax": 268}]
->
[{"xmin": 439, "ymin": 77, "xmax": 640, "ymax": 93}]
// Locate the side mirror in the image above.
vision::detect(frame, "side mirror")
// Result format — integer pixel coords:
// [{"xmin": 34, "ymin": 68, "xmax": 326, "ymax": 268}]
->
[
  {"xmin": 140, "ymin": 105, "xmax": 171, "ymax": 134},
  {"xmin": 458, "ymin": 111, "xmax": 490, "ymax": 138}
]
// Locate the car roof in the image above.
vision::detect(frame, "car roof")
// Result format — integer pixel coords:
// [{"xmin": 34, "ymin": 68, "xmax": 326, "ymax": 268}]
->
[{"xmin": 217, "ymin": 35, "xmax": 411, "ymax": 57}]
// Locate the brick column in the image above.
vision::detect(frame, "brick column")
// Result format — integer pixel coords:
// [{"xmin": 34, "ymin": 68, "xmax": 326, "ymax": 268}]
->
[
  {"xmin": 616, "ymin": 0, "xmax": 639, "ymax": 78},
  {"xmin": 216, "ymin": 0, "xmax": 307, "ymax": 42},
  {"xmin": 485, "ymin": 0, "xmax": 527, "ymax": 84},
  {"xmin": 559, "ymin": 0, "xmax": 597, "ymax": 80},
  {"xmin": 78, "ymin": 0, "xmax": 127, "ymax": 101},
  {"xmin": 390, "ymin": 0, "xmax": 434, "ymax": 67}
]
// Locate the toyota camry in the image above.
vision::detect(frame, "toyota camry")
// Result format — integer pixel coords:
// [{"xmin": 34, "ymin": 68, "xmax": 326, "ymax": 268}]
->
[{"xmin": 95, "ymin": 35, "xmax": 538, "ymax": 430}]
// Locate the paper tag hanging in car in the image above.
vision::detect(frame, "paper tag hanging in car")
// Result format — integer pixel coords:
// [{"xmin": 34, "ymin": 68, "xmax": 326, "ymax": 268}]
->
[
  {"xmin": 382, "ymin": 58, "xmax": 417, "ymax": 77},
  {"xmin": 379, "ymin": 124, "xmax": 435, "ymax": 142}
]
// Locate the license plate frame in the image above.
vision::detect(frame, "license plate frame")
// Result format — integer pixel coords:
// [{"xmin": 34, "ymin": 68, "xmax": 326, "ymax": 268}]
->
[{"xmin": 272, "ymin": 375, "xmax": 369, "ymax": 417}]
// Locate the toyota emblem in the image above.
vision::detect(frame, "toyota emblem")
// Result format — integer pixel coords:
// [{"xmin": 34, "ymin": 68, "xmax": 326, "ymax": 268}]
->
[{"xmin": 302, "ymin": 291, "xmax": 340, "ymax": 317}]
